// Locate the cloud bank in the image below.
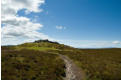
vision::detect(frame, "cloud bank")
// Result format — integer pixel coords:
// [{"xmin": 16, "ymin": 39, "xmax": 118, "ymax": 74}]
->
[
  {"xmin": 112, "ymin": 41, "xmax": 121, "ymax": 44},
  {"xmin": 1, "ymin": 0, "xmax": 51, "ymax": 45}
]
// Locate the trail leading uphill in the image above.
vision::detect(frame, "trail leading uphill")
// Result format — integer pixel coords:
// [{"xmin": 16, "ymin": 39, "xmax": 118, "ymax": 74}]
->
[{"xmin": 59, "ymin": 54, "xmax": 85, "ymax": 80}]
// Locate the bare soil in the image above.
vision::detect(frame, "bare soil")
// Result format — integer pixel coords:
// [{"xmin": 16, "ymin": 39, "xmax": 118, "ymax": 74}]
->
[{"xmin": 59, "ymin": 54, "xmax": 85, "ymax": 80}]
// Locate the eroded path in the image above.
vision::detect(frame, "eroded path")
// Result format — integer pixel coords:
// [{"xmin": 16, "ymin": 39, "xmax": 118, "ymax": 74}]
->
[{"xmin": 59, "ymin": 54, "xmax": 85, "ymax": 80}]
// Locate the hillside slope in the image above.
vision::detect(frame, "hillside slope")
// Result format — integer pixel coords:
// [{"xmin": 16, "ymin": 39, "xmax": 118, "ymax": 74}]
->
[{"xmin": 1, "ymin": 40, "xmax": 121, "ymax": 80}]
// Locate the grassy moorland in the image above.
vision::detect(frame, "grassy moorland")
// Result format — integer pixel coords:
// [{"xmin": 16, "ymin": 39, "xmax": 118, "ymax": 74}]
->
[
  {"xmin": 59, "ymin": 48, "xmax": 121, "ymax": 80},
  {"xmin": 1, "ymin": 40, "xmax": 121, "ymax": 80},
  {"xmin": 1, "ymin": 46, "xmax": 65, "ymax": 80}
]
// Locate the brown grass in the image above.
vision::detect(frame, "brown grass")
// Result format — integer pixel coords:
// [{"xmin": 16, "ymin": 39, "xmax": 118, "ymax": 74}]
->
[{"xmin": 1, "ymin": 47, "xmax": 65, "ymax": 80}]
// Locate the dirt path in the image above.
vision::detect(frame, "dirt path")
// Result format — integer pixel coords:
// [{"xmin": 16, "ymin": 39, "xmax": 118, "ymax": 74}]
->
[{"xmin": 59, "ymin": 54, "xmax": 85, "ymax": 80}]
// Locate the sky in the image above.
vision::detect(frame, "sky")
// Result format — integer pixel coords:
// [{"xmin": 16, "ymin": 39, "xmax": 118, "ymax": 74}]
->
[{"xmin": 1, "ymin": 0, "xmax": 121, "ymax": 48}]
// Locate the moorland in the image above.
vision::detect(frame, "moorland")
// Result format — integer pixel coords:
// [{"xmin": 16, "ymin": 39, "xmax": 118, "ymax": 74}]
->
[{"xmin": 1, "ymin": 40, "xmax": 121, "ymax": 80}]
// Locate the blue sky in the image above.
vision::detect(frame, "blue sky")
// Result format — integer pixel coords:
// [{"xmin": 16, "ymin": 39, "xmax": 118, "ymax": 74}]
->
[{"xmin": 2, "ymin": 0, "xmax": 121, "ymax": 48}]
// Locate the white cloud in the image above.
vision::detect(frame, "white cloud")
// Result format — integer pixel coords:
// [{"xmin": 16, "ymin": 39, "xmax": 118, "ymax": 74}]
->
[
  {"xmin": 2, "ymin": 0, "xmax": 45, "ymax": 16},
  {"xmin": 56, "ymin": 40, "xmax": 121, "ymax": 48},
  {"xmin": 2, "ymin": 16, "xmax": 46, "ymax": 39},
  {"xmin": 1, "ymin": 0, "xmax": 52, "ymax": 45},
  {"xmin": 112, "ymin": 41, "xmax": 121, "ymax": 44},
  {"xmin": 56, "ymin": 25, "xmax": 66, "ymax": 30}
]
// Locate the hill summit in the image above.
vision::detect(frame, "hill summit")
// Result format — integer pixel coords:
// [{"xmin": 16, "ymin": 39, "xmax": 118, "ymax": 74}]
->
[{"xmin": 34, "ymin": 39, "xmax": 59, "ymax": 44}]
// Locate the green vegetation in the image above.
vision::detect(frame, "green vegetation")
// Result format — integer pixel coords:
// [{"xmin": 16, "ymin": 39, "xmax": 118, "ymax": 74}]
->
[
  {"xmin": 1, "ymin": 40, "xmax": 121, "ymax": 80},
  {"xmin": 58, "ymin": 49, "xmax": 121, "ymax": 80},
  {"xmin": 18, "ymin": 42, "xmax": 74, "ymax": 50},
  {"xmin": 2, "ymin": 47, "xmax": 65, "ymax": 80},
  {"xmin": 26, "ymin": 47, "xmax": 58, "ymax": 51}
]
